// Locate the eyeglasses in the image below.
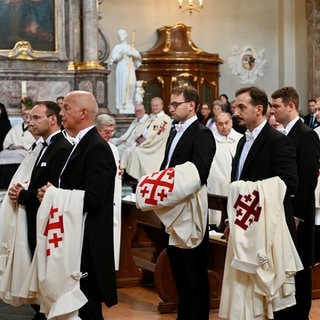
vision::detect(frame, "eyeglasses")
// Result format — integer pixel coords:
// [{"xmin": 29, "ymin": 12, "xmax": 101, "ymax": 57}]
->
[
  {"xmin": 168, "ymin": 101, "xmax": 190, "ymax": 109},
  {"xmin": 102, "ymin": 129, "xmax": 116, "ymax": 136}
]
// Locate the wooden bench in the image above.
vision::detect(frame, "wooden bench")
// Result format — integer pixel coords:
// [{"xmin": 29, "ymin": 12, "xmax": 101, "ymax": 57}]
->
[
  {"xmin": 116, "ymin": 193, "xmax": 228, "ymax": 313},
  {"xmin": 117, "ymin": 193, "xmax": 320, "ymax": 313}
]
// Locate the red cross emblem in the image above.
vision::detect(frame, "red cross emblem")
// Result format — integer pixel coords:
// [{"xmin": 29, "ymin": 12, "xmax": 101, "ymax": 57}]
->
[
  {"xmin": 157, "ymin": 121, "xmax": 168, "ymax": 135},
  {"xmin": 233, "ymin": 189, "xmax": 261, "ymax": 230},
  {"xmin": 138, "ymin": 167, "xmax": 175, "ymax": 205},
  {"xmin": 118, "ymin": 160, "xmax": 122, "ymax": 177},
  {"xmin": 43, "ymin": 205, "xmax": 64, "ymax": 256}
]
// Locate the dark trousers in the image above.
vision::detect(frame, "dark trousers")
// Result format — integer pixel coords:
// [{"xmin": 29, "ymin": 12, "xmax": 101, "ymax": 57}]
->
[
  {"xmin": 166, "ymin": 236, "xmax": 210, "ymax": 320},
  {"xmin": 79, "ymin": 236, "xmax": 104, "ymax": 320}
]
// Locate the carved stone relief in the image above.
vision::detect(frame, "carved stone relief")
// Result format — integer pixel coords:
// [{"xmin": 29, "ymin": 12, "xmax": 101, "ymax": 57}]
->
[{"xmin": 228, "ymin": 45, "xmax": 267, "ymax": 84}]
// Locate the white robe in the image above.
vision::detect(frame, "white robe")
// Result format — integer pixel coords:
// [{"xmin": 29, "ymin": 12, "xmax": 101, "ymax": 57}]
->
[
  {"xmin": 219, "ymin": 177, "xmax": 303, "ymax": 319},
  {"xmin": 0, "ymin": 122, "xmax": 35, "ymax": 165},
  {"xmin": 136, "ymin": 162, "xmax": 208, "ymax": 248},
  {"xmin": 19, "ymin": 186, "xmax": 87, "ymax": 319},
  {"xmin": 0, "ymin": 143, "xmax": 42, "ymax": 306},
  {"xmin": 108, "ymin": 142, "xmax": 122, "ymax": 270},
  {"xmin": 3, "ymin": 122, "xmax": 35, "ymax": 151},
  {"xmin": 121, "ymin": 112, "xmax": 172, "ymax": 180},
  {"xmin": 207, "ymin": 129, "xmax": 243, "ymax": 225},
  {"xmin": 110, "ymin": 114, "xmax": 149, "ymax": 159}
]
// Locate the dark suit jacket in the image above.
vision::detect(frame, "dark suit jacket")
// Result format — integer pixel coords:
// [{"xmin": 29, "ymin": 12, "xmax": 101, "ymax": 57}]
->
[
  {"xmin": 231, "ymin": 122, "xmax": 298, "ymax": 238},
  {"xmin": 161, "ymin": 120, "xmax": 216, "ymax": 184},
  {"xmin": 59, "ymin": 127, "xmax": 118, "ymax": 307},
  {"xmin": 287, "ymin": 119, "xmax": 320, "ymax": 266},
  {"xmin": 304, "ymin": 113, "xmax": 320, "ymax": 129},
  {"xmin": 18, "ymin": 131, "xmax": 72, "ymax": 254}
]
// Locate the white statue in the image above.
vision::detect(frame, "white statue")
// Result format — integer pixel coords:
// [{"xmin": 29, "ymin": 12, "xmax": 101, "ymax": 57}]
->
[
  {"xmin": 135, "ymin": 80, "xmax": 145, "ymax": 104},
  {"xmin": 108, "ymin": 29, "xmax": 142, "ymax": 114}
]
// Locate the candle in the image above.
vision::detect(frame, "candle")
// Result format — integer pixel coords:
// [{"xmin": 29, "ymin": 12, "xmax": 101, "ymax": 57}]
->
[{"xmin": 21, "ymin": 81, "xmax": 27, "ymax": 98}]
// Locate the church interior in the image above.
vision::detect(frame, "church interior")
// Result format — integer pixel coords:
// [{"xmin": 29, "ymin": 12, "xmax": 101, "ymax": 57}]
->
[{"xmin": 1, "ymin": 0, "xmax": 320, "ymax": 319}]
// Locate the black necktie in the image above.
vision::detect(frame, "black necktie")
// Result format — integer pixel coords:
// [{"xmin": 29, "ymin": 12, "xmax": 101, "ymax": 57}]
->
[
  {"xmin": 310, "ymin": 115, "xmax": 315, "ymax": 128},
  {"xmin": 36, "ymin": 141, "xmax": 48, "ymax": 165},
  {"xmin": 30, "ymin": 142, "xmax": 37, "ymax": 150}
]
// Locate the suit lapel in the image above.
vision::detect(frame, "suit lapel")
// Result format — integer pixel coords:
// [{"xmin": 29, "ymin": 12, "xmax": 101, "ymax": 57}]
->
[
  {"xmin": 287, "ymin": 119, "xmax": 302, "ymax": 140},
  {"xmin": 239, "ymin": 123, "xmax": 268, "ymax": 179},
  {"xmin": 169, "ymin": 121, "xmax": 198, "ymax": 162},
  {"xmin": 65, "ymin": 127, "xmax": 97, "ymax": 166}
]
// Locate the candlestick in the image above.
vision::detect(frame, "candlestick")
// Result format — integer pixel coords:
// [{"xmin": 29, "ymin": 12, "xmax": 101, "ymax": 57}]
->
[{"xmin": 21, "ymin": 81, "xmax": 27, "ymax": 98}]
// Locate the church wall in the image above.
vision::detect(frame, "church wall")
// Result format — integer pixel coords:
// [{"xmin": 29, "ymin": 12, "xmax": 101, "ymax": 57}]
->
[{"xmin": 100, "ymin": 0, "xmax": 308, "ymax": 114}]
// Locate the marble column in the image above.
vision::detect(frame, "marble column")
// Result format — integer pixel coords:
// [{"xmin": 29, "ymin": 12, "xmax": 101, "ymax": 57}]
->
[
  {"xmin": 81, "ymin": 0, "xmax": 104, "ymax": 69},
  {"xmin": 67, "ymin": 0, "xmax": 81, "ymax": 70},
  {"xmin": 307, "ymin": 0, "xmax": 320, "ymax": 98}
]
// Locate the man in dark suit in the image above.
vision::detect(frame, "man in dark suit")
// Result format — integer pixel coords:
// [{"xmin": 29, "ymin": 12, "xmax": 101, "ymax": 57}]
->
[
  {"xmin": 303, "ymin": 99, "xmax": 319, "ymax": 129},
  {"xmin": 39, "ymin": 91, "xmax": 117, "ymax": 320},
  {"xmin": 8, "ymin": 101, "xmax": 72, "ymax": 320},
  {"xmin": 227, "ymin": 86, "xmax": 299, "ymax": 319},
  {"xmin": 160, "ymin": 86, "xmax": 216, "ymax": 320},
  {"xmin": 271, "ymin": 87, "xmax": 320, "ymax": 320}
]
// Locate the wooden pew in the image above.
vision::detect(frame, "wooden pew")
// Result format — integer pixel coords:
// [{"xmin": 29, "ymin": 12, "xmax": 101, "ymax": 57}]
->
[
  {"xmin": 117, "ymin": 193, "xmax": 320, "ymax": 313},
  {"xmin": 117, "ymin": 193, "xmax": 228, "ymax": 313}
]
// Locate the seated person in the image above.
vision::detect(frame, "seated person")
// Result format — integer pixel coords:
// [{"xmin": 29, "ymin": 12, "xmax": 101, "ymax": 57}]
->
[
  {"xmin": 207, "ymin": 112, "xmax": 243, "ymax": 227},
  {"xmin": 121, "ymin": 97, "xmax": 172, "ymax": 181},
  {"xmin": 110, "ymin": 103, "xmax": 149, "ymax": 158},
  {"xmin": 0, "ymin": 102, "xmax": 12, "ymax": 151},
  {"xmin": 0, "ymin": 104, "xmax": 35, "ymax": 188}
]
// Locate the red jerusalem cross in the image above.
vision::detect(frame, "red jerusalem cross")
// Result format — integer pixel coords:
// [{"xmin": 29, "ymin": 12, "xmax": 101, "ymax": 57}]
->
[
  {"xmin": 138, "ymin": 167, "xmax": 175, "ymax": 205},
  {"xmin": 233, "ymin": 189, "xmax": 261, "ymax": 230},
  {"xmin": 157, "ymin": 121, "xmax": 168, "ymax": 135},
  {"xmin": 43, "ymin": 205, "xmax": 64, "ymax": 256}
]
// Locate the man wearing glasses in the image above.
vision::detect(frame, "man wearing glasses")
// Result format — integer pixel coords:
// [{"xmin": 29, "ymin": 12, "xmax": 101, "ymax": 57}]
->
[
  {"xmin": 8, "ymin": 101, "xmax": 72, "ymax": 320},
  {"xmin": 160, "ymin": 86, "xmax": 216, "ymax": 320}
]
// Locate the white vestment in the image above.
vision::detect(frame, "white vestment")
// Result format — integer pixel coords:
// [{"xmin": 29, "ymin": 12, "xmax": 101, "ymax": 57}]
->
[
  {"xmin": 110, "ymin": 114, "xmax": 149, "ymax": 159},
  {"xmin": 0, "ymin": 143, "xmax": 42, "ymax": 306},
  {"xmin": 19, "ymin": 187, "xmax": 87, "ymax": 319},
  {"xmin": 3, "ymin": 122, "xmax": 35, "ymax": 151},
  {"xmin": 207, "ymin": 129, "xmax": 243, "ymax": 225},
  {"xmin": 136, "ymin": 162, "xmax": 208, "ymax": 248},
  {"xmin": 219, "ymin": 177, "xmax": 303, "ymax": 320},
  {"xmin": 121, "ymin": 112, "xmax": 172, "ymax": 180},
  {"xmin": 108, "ymin": 142, "xmax": 122, "ymax": 270}
]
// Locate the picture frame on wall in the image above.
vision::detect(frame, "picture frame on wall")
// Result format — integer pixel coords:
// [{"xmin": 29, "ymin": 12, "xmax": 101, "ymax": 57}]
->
[{"xmin": 0, "ymin": 0, "xmax": 67, "ymax": 61}]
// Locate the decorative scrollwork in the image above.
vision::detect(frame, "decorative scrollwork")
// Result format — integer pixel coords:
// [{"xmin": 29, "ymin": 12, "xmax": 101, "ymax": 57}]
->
[
  {"xmin": 228, "ymin": 45, "xmax": 267, "ymax": 84},
  {"xmin": 8, "ymin": 41, "xmax": 38, "ymax": 60}
]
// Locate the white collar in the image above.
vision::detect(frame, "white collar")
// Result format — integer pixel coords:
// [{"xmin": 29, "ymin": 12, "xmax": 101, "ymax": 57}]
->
[{"xmin": 284, "ymin": 116, "xmax": 300, "ymax": 134}]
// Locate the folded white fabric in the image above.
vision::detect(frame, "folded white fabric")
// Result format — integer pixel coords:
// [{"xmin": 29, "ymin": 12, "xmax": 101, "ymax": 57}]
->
[{"xmin": 136, "ymin": 162, "xmax": 208, "ymax": 248}]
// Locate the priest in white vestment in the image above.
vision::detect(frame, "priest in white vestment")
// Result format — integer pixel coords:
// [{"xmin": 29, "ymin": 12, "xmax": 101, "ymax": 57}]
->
[
  {"xmin": 207, "ymin": 112, "xmax": 243, "ymax": 226},
  {"xmin": 110, "ymin": 103, "xmax": 149, "ymax": 159},
  {"xmin": 121, "ymin": 97, "xmax": 172, "ymax": 180}
]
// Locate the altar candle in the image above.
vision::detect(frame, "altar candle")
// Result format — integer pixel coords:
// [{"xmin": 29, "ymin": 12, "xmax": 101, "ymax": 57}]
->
[{"xmin": 21, "ymin": 81, "xmax": 27, "ymax": 98}]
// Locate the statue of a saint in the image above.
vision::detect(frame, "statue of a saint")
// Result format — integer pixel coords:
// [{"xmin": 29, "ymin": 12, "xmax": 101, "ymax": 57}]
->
[{"xmin": 108, "ymin": 29, "xmax": 142, "ymax": 114}]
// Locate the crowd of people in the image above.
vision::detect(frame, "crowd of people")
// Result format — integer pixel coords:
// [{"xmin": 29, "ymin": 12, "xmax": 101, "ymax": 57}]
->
[{"xmin": 0, "ymin": 85, "xmax": 319, "ymax": 320}]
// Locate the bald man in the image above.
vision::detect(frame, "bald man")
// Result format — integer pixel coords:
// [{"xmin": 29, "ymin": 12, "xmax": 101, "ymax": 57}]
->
[{"xmin": 39, "ymin": 91, "xmax": 118, "ymax": 319}]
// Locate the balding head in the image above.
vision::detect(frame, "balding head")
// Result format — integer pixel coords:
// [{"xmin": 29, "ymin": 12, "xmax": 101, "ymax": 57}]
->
[
  {"xmin": 60, "ymin": 90, "xmax": 98, "ymax": 137},
  {"xmin": 215, "ymin": 112, "xmax": 233, "ymax": 136}
]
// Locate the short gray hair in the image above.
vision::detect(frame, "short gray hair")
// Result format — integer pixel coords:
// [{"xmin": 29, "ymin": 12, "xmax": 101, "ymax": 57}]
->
[{"xmin": 95, "ymin": 114, "xmax": 116, "ymax": 129}]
